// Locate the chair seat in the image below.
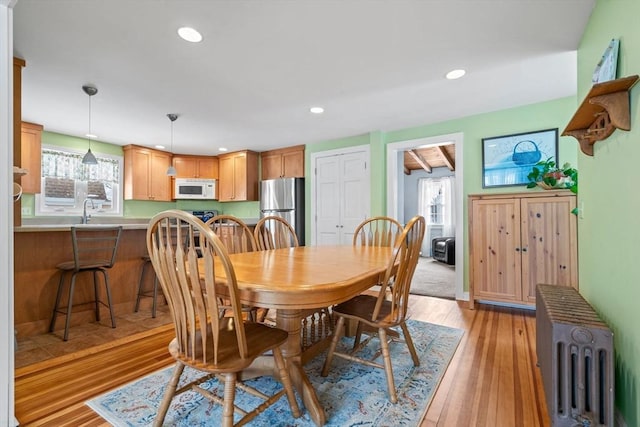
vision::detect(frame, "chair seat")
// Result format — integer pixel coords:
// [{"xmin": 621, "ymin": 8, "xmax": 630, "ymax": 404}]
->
[
  {"xmin": 333, "ymin": 294, "xmax": 397, "ymax": 328},
  {"xmin": 56, "ymin": 260, "xmax": 112, "ymax": 271},
  {"xmin": 169, "ymin": 321, "xmax": 289, "ymax": 373}
]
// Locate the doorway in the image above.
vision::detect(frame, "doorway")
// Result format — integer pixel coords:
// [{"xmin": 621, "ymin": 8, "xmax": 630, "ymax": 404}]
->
[{"xmin": 386, "ymin": 133, "xmax": 465, "ymax": 301}]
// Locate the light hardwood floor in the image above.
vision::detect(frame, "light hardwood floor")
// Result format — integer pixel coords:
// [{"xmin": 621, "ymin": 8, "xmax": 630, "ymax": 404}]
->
[{"xmin": 14, "ymin": 295, "xmax": 550, "ymax": 426}]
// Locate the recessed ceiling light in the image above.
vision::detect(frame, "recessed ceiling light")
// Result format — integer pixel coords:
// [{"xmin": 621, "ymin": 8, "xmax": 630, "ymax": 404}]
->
[
  {"xmin": 178, "ymin": 27, "xmax": 203, "ymax": 43},
  {"xmin": 86, "ymin": 133, "xmax": 97, "ymax": 139},
  {"xmin": 446, "ymin": 69, "xmax": 466, "ymax": 80},
  {"xmin": 155, "ymin": 145, "xmax": 165, "ymax": 149},
  {"xmin": 310, "ymin": 107, "xmax": 324, "ymax": 114},
  {"xmin": 218, "ymin": 147, "xmax": 228, "ymax": 152}
]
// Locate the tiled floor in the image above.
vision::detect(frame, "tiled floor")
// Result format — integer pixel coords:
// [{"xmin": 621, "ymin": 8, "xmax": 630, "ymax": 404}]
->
[{"xmin": 15, "ymin": 305, "xmax": 173, "ymax": 369}]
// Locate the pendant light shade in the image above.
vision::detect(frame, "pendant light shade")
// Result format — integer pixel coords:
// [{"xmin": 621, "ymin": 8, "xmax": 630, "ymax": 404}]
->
[
  {"xmin": 82, "ymin": 85, "xmax": 99, "ymax": 165},
  {"xmin": 166, "ymin": 113, "xmax": 178, "ymax": 176}
]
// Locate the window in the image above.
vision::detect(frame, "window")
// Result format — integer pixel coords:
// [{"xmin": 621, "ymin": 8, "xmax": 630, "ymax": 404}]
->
[
  {"xmin": 418, "ymin": 176, "xmax": 456, "ymax": 254},
  {"xmin": 35, "ymin": 146, "xmax": 123, "ymax": 217}
]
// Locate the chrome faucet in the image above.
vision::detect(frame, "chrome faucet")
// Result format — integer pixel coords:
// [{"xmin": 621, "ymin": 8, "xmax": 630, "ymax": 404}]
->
[{"xmin": 82, "ymin": 198, "xmax": 95, "ymax": 224}]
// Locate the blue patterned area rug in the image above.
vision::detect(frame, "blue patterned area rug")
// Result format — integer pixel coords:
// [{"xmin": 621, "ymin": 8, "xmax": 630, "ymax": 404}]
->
[{"xmin": 87, "ymin": 319, "xmax": 463, "ymax": 426}]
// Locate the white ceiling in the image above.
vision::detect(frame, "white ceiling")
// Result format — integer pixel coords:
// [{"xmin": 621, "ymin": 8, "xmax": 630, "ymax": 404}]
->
[{"xmin": 13, "ymin": 0, "xmax": 595, "ymax": 155}]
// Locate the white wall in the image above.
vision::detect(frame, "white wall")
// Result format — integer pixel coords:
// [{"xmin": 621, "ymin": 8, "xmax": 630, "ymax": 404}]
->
[{"xmin": 1, "ymin": 1, "xmax": 17, "ymax": 425}]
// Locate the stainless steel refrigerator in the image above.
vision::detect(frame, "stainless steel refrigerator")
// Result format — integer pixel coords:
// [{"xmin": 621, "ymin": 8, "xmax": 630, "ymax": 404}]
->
[{"xmin": 260, "ymin": 177, "xmax": 305, "ymax": 245}]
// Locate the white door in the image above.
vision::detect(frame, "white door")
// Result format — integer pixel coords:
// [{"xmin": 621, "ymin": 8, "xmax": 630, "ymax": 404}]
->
[{"xmin": 313, "ymin": 147, "xmax": 370, "ymax": 245}]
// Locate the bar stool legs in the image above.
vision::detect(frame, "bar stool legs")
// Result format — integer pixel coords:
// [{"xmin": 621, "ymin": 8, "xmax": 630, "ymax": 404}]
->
[
  {"xmin": 49, "ymin": 268, "xmax": 116, "ymax": 341},
  {"xmin": 135, "ymin": 257, "xmax": 161, "ymax": 318}
]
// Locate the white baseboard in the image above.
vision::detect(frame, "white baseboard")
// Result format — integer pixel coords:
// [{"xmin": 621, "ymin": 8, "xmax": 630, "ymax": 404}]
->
[
  {"xmin": 615, "ymin": 409, "xmax": 627, "ymax": 427},
  {"xmin": 456, "ymin": 291, "xmax": 469, "ymax": 301}
]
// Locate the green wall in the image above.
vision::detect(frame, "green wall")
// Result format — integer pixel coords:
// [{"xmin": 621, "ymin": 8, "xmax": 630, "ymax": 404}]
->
[
  {"xmin": 577, "ymin": 1, "xmax": 640, "ymax": 424},
  {"xmin": 306, "ymin": 96, "xmax": 578, "ymax": 294}
]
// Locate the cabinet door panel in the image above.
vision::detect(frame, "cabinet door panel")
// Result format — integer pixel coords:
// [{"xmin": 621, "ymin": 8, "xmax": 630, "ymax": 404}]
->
[
  {"xmin": 173, "ymin": 157, "xmax": 197, "ymax": 178},
  {"xmin": 131, "ymin": 149, "xmax": 151, "ymax": 200},
  {"xmin": 233, "ymin": 154, "xmax": 247, "ymax": 200},
  {"xmin": 261, "ymin": 154, "xmax": 282, "ymax": 180},
  {"xmin": 218, "ymin": 155, "xmax": 235, "ymax": 201},
  {"xmin": 471, "ymin": 199, "xmax": 522, "ymax": 302},
  {"xmin": 197, "ymin": 158, "xmax": 218, "ymax": 179},
  {"xmin": 521, "ymin": 196, "xmax": 577, "ymax": 303},
  {"xmin": 20, "ymin": 122, "xmax": 43, "ymax": 194},
  {"xmin": 150, "ymin": 151, "xmax": 172, "ymax": 201},
  {"xmin": 282, "ymin": 150, "xmax": 304, "ymax": 177}
]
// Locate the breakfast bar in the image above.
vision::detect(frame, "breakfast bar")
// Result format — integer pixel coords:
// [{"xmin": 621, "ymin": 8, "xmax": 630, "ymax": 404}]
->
[{"xmin": 14, "ymin": 224, "xmax": 151, "ymax": 338}]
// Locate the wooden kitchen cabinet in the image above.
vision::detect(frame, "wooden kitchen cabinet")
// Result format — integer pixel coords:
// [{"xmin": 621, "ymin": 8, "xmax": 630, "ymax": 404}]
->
[
  {"xmin": 469, "ymin": 191, "xmax": 577, "ymax": 308},
  {"xmin": 260, "ymin": 145, "xmax": 304, "ymax": 180},
  {"xmin": 218, "ymin": 150, "xmax": 258, "ymax": 202},
  {"xmin": 172, "ymin": 155, "xmax": 219, "ymax": 179},
  {"xmin": 20, "ymin": 121, "xmax": 43, "ymax": 194},
  {"xmin": 123, "ymin": 145, "xmax": 172, "ymax": 201}
]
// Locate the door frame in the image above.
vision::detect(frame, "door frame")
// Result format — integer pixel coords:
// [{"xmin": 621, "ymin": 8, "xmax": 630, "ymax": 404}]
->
[
  {"xmin": 386, "ymin": 132, "xmax": 466, "ymax": 301},
  {"xmin": 310, "ymin": 144, "xmax": 371, "ymax": 246}
]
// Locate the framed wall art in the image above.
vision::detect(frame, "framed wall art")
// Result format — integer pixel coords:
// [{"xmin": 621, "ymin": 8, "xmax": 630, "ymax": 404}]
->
[
  {"xmin": 482, "ymin": 128, "xmax": 558, "ymax": 188},
  {"xmin": 593, "ymin": 38, "xmax": 620, "ymax": 84}
]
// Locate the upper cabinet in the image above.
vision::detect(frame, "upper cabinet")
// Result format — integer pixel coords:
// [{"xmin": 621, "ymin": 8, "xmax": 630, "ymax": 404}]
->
[
  {"xmin": 260, "ymin": 145, "xmax": 305, "ymax": 180},
  {"xmin": 172, "ymin": 155, "xmax": 219, "ymax": 179},
  {"xmin": 218, "ymin": 150, "xmax": 259, "ymax": 202},
  {"xmin": 20, "ymin": 122, "xmax": 43, "ymax": 194},
  {"xmin": 123, "ymin": 145, "xmax": 172, "ymax": 201}
]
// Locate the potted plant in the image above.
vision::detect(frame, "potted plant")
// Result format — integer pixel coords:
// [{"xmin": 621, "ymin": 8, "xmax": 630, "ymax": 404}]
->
[{"xmin": 526, "ymin": 157, "xmax": 578, "ymax": 194}]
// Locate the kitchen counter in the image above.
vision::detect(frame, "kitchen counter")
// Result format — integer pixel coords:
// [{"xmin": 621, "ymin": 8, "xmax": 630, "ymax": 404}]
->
[
  {"xmin": 14, "ymin": 226, "xmax": 149, "ymax": 337},
  {"xmin": 14, "ymin": 215, "xmax": 261, "ymax": 337},
  {"xmin": 14, "ymin": 223, "xmax": 149, "ymax": 232}
]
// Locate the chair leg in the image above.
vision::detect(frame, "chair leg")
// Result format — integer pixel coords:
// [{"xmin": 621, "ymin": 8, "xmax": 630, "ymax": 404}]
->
[
  {"xmin": 63, "ymin": 273, "xmax": 78, "ymax": 342},
  {"xmin": 49, "ymin": 271, "xmax": 67, "ymax": 332},
  {"xmin": 134, "ymin": 260, "xmax": 148, "ymax": 313},
  {"xmin": 93, "ymin": 270, "xmax": 101, "ymax": 322},
  {"xmin": 151, "ymin": 273, "xmax": 158, "ymax": 318},
  {"xmin": 272, "ymin": 347, "xmax": 301, "ymax": 418},
  {"xmin": 153, "ymin": 362, "xmax": 185, "ymax": 427},
  {"xmin": 321, "ymin": 315, "xmax": 345, "ymax": 377},
  {"xmin": 353, "ymin": 321, "xmax": 363, "ymax": 350},
  {"xmin": 222, "ymin": 372, "xmax": 236, "ymax": 427},
  {"xmin": 400, "ymin": 321, "xmax": 420, "ymax": 366},
  {"xmin": 101, "ymin": 270, "xmax": 116, "ymax": 329},
  {"xmin": 378, "ymin": 327, "xmax": 398, "ymax": 403}
]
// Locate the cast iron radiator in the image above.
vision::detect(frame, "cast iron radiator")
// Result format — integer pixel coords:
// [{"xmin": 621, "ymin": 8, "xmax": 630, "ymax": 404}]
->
[{"xmin": 536, "ymin": 284, "xmax": 614, "ymax": 427}]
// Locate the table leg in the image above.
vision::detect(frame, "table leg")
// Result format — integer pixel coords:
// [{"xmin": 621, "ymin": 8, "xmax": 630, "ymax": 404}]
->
[{"xmin": 277, "ymin": 309, "xmax": 326, "ymax": 426}]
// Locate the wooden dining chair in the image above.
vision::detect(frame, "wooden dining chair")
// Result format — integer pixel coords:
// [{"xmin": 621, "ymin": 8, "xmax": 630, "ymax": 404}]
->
[
  {"xmin": 353, "ymin": 216, "xmax": 403, "ymax": 247},
  {"xmin": 351, "ymin": 216, "xmax": 404, "ymax": 346},
  {"xmin": 254, "ymin": 215, "xmax": 298, "ymax": 250},
  {"xmin": 147, "ymin": 210, "xmax": 300, "ymax": 427},
  {"xmin": 205, "ymin": 215, "xmax": 263, "ymax": 321},
  {"xmin": 205, "ymin": 215, "xmax": 258, "ymax": 254},
  {"xmin": 49, "ymin": 225, "xmax": 123, "ymax": 341},
  {"xmin": 321, "ymin": 215, "xmax": 426, "ymax": 403}
]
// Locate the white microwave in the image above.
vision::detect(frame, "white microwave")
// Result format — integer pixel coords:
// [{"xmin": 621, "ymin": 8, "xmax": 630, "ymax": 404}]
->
[{"xmin": 174, "ymin": 178, "xmax": 217, "ymax": 200}]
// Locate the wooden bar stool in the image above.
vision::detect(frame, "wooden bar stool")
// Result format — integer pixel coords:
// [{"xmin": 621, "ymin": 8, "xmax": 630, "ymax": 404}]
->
[
  {"xmin": 134, "ymin": 255, "xmax": 161, "ymax": 318},
  {"xmin": 49, "ymin": 226, "xmax": 122, "ymax": 341}
]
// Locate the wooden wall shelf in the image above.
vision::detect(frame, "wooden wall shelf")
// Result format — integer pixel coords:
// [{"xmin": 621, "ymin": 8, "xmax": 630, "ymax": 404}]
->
[{"xmin": 562, "ymin": 75, "xmax": 639, "ymax": 156}]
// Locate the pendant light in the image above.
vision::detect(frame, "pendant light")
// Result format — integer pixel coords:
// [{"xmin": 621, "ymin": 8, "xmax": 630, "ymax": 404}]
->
[
  {"xmin": 166, "ymin": 113, "xmax": 178, "ymax": 176},
  {"xmin": 81, "ymin": 85, "xmax": 99, "ymax": 165}
]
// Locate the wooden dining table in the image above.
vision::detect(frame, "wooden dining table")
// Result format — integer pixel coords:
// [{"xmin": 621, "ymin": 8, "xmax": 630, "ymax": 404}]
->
[{"xmin": 205, "ymin": 244, "xmax": 393, "ymax": 426}]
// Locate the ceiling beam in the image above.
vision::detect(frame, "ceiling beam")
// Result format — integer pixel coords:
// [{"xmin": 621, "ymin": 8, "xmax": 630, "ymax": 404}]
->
[
  {"xmin": 437, "ymin": 146, "xmax": 455, "ymax": 171},
  {"xmin": 407, "ymin": 149, "xmax": 432, "ymax": 173},
  {"xmin": 403, "ymin": 165, "xmax": 411, "ymax": 175}
]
